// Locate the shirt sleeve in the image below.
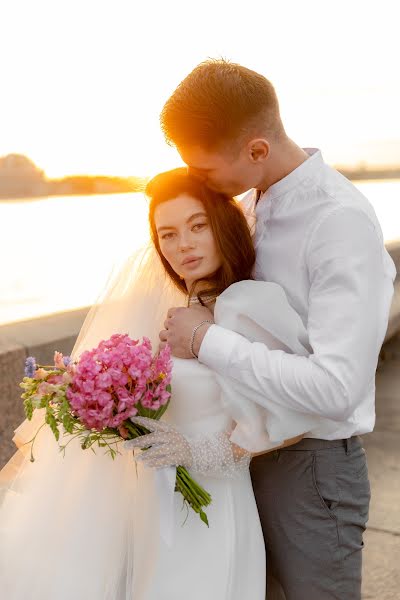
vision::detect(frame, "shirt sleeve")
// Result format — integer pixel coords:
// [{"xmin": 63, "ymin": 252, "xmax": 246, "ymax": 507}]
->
[{"xmin": 198, "ymin": 207, "xmax": 394, "ymax": 422}]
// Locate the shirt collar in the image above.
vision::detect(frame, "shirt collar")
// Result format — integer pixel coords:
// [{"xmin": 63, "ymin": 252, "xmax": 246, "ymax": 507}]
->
[{"xmin": 256, "ymin": 148, "xmax": 324, "ymax": 211}]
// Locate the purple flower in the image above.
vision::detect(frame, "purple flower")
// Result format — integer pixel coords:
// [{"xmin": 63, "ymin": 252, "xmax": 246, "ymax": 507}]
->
[
  {"xmin": 24, "ymin": 356, "xmax": 37, "ymax": 378},
  {"xmin": 63, "ymin": 356, "xmax": 72, "ymax": 367}
]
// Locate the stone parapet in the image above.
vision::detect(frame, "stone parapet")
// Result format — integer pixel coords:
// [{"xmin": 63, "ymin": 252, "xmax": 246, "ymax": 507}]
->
[{"xmin": 0, "ymin": 307, "xmax": 89, "ymax": 467}]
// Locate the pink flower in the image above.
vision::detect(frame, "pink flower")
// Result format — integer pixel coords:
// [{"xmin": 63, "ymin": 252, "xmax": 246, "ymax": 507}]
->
[
  {"xmin": 66, "ymin": 334, "xmax": 170, "ymax": 431},
  {"xmin": 34, "ymin": 368, "xmax": 48, "ymax": 380},
  {"xmin": 37, "ymin": 382, "xmax": 52, "ymax": 396},
  {"xmin": 47, "ymin": 374, "xmax": 64, "ymax": 385},
  {"xmin": 96, "ymin": 372, "xmax": 112, "ymax": 389},
  {"xmin": 81, "ymin": 379, "xmax": 95, "ymax": 394},
  {"xmin": 53, "ymin": 351, "xmax": 65, "ymax": 370}
]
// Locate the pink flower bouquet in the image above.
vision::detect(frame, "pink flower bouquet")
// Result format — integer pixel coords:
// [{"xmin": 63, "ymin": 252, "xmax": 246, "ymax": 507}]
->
[{"xmin": 20, "ymin": 334, "xmax": 211, "ymax": 525}]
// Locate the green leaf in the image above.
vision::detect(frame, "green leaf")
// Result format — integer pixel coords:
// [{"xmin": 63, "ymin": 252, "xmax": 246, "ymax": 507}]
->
[
  {"xmin": 45, "ymin": 409, "xmax": 60, "ymax": 441},
  {"xmin": 81, "ymin": 435, "xmax": 92, "ymax": 450},
  {"xmin": 62, "ymin": 414, "xmax": 74, "ymax": 434},
  {"xmin": 23, "ymin": 397, "xmax": 33, "ymax": 420},
  {"xmin": 200, "ymin": 510, "xmax": 209, "ymax": 527},
  {"xmin": 136, "ymin": 397, "xmax": 171, "ymax": 421}
]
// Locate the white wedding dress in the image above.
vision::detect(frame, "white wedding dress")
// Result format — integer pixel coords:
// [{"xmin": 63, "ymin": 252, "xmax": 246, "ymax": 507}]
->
[{"xmin": 0, "ymin": 280, "xmax": 317, "ymax": 600}]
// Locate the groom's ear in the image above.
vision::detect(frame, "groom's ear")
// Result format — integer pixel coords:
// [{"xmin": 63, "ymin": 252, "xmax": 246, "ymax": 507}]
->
[{"xmin": 248, "ymin": 139, "xmax": 270, "ymax": 163}]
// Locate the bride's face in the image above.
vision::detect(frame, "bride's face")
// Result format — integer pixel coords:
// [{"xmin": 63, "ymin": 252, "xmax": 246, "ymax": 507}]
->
[{"xmin": 154, "ymin": 194, "xmax": 222, "ymax": 291}]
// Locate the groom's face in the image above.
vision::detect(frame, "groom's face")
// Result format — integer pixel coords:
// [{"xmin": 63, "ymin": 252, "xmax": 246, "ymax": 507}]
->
[{"xmin": 179, "ymin": 144, "xmax": 256, "ymax": 197}]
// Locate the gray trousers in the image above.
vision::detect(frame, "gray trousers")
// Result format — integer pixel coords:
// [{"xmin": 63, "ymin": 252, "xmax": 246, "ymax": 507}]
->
[{"xmin": 249, "ymin": 436, "xmax": 371, "ymax": 600}]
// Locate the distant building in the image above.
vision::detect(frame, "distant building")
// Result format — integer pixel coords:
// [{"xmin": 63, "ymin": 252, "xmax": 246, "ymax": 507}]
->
[
  {"xmin": 0, "ymin": 153, "xmax": 145, "ymax": 198},
  {"xmin": 0, "ymin": 154, "xmax": 47, "ymax": 198}
]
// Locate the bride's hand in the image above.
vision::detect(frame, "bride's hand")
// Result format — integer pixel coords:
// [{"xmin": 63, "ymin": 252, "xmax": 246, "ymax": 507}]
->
[
  {"xmin": 159, "ymin": 305, "xmax": 214, "ymax": 358},
  {"xmin": 125, "ymin": 416, "xmax": 251, "ymax": 477}
]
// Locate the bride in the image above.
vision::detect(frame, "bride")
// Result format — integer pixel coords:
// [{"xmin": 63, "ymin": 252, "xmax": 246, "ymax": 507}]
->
[{"xmin": 0, "ymin": 167, "xmax": 317, "ymax": 599}]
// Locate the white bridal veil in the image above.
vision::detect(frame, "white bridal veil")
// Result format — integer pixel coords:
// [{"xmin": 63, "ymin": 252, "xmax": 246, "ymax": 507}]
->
[
  {"xmin": 71, "ymin": 242, "xmax": 186, "ymax": 361},
  {"xmin": 0, "ymin": 240, "xmax": 186, "ymax": 600}
]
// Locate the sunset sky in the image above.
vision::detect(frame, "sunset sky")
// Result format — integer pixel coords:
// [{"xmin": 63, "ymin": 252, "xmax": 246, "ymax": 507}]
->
[{"xmin": 1, "ymin": 0, "xmax": 399, "ymax": 178}]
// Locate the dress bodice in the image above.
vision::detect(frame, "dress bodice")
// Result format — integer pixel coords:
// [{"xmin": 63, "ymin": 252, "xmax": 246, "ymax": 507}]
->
[{"xmin": 163, "ymin": 358, "xmax": 232, "ymax": 437}]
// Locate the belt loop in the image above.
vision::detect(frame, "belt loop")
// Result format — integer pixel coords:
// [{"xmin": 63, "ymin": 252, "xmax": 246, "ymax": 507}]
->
[{"xmin": 345, "ymin": 438, "xmax": 351, "ymax": 455}]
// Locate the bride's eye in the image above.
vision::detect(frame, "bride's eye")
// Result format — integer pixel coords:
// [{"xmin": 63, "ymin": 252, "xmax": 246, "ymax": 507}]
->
[
  {"xmin": 192, "ymin": 222, "xmax": 207, "ymax": 232},
  {"xmin": 161, "ymin": 232, "xmax": 176, "ymax": 240}
]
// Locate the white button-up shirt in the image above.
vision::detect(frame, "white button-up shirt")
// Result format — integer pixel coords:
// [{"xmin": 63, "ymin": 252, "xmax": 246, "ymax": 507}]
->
[{"xmin": 199, "ymin": 148, "xmax": 397, "ymax": 440}]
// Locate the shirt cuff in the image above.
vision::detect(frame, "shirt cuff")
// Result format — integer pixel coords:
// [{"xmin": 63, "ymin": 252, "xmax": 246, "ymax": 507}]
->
[{"xmin": 198, "ymin": 324, "xmax": 245, "ymax": 374}]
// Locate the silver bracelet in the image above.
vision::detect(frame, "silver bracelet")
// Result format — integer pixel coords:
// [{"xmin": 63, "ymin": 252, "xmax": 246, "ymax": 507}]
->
[{"xmin": 189, "ymin": 320, "xmax": 214, "ymax": 358}]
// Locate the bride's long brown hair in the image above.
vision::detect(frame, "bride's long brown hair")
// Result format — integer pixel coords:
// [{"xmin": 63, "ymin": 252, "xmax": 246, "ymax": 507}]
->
[{"xmin": 146, "ymin": 167, "xmax": 255, "ymax": 300}]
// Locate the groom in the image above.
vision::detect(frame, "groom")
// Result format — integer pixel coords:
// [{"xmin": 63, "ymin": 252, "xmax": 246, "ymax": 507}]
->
[{"xmin": 149, "ymin": 61, "xmax": 396, "ymax": 598}]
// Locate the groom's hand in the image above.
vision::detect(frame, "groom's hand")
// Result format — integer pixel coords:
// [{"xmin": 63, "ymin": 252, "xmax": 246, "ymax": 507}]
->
[{"xmin": 159, "ymin": 305, "xmax": 214, "ymax": 358}]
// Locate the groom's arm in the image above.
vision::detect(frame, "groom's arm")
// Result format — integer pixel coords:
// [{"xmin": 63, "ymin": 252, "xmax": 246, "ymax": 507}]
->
[{"xmin": 197, "ymin": 207, "xmax": 395, "ymax": 422}]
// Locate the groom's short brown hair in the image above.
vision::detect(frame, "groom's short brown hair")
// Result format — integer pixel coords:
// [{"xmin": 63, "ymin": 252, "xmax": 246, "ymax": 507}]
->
[{"xmin": 161, "ymin": 59, "xmax": 283, "ymax": 151}]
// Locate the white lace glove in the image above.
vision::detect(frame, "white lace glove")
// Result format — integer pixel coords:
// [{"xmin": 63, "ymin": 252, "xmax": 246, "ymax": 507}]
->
[{"xmin": 124, "ymin": 416, "xmax": 251, "ymax": 478}]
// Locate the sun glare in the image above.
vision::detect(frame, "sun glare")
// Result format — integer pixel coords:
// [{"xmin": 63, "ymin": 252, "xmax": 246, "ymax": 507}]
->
[{"xmin": 1, "ymin": 0, "xmax": 399, "ymax": 177}]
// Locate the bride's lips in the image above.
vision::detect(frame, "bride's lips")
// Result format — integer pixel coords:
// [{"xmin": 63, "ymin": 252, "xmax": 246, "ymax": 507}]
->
[{"xmin": 181, "ymin": 256, "xmax": 203, "ymax": 268}]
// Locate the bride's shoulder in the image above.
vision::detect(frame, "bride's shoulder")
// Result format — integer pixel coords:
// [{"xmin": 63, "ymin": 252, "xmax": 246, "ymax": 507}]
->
[
  {"xmin": 214, "ymin": 280, "xmax": 310, "ymax": 355},
  {"xmin": 215, "ymin": 279, "xmax": 303, "ymax": 329},
  {"xmin": 217, "ymin": 279, "xmax": 288, "ymax": 307}
]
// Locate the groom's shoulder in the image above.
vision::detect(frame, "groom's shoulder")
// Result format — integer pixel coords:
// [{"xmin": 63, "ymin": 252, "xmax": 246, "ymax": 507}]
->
[{"xmin": 310, "ymin": 163, "xmax": 380, "ymax": 230}]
